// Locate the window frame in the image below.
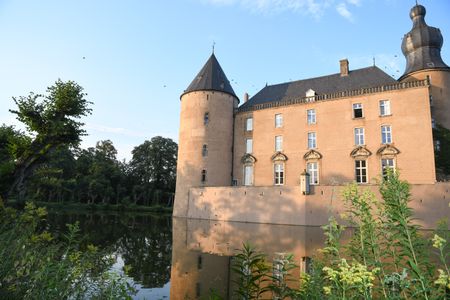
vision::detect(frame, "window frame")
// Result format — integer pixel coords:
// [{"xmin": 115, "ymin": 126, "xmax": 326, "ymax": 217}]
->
[
  {"xmin": 243, "ymin": 165, "xmax": 254, "ymax": 186},
  {"xmin": 307, "ymin": 162, "xmax": 319, "ymax": 185},
  {"xmin": 275, "ymin": 135, "xmax": 283, "ymax": 152},
  {"xmin": 353, "ymin": 103, "xmax": 363, "ymax": 119},
  {"xmin": 355, "ymin": 160, "xmax": 368, "ymax": 184},
  {"xmin": 381, "ymin": 158, "xmax": 395, "ymax": 179},
  {"xmin": 246, "ymin": 138, "xmax": 253, "ymax": 154},
  {"xmin": 307, "ymin": 132, "xmax": 317, "ymax": 149},
  {"xmin": 307, "ymin": 109, "xmax": 316, "ymax": 125},
  {"xmin": 274, "ymin": 163, "xmax": 285, "ymax": 185},
  {"xmin": 246, "ymin": 117, "xmax": 253, "ymax": 131},
  {"xmin": 379, "ymin": 100, "xmax": 391, "ymax": 116},
  {"xmin": 354, "ymin": 127, "xmax": 365, "ymax": 145},
  {"xmin": 275, "ymin": 114, "xmax": 283, "ymax": 128},
  {"xmin": 381, "ymin": 125, "xmax": 392, "ymax": 144}
]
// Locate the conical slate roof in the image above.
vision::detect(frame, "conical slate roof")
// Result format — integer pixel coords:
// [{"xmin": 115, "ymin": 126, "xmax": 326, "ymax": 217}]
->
[
  {"xmin": 400, "ymin": 4, "xmax": 449, "ymax": 78},
  {"xmin": 182, "ymin": 54, "xmax": 237, "ymax": 99}
]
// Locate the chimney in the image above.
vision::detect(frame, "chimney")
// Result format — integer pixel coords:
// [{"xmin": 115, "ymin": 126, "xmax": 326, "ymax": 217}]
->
[
  {"xmin": 340, "ymin": 59, "xmax": 349, "ymax": 76},
  {"xmin": 243, "ymin": 92, "xmax": 249, "ymax": 103}
]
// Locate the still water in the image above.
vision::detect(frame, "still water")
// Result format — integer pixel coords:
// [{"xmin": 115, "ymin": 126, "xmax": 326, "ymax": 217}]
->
[{"xmin": 46, "ymin": 211, "xmax": 345, "ymax": 299}]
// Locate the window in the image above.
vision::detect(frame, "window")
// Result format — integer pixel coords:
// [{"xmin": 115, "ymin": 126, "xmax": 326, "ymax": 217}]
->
[
  {"xmin": 308, "ymin": 132, "xmax": 316, "ymax": 149},
  {"xmin": 274, "ymin": 163, "xmax": 284, "ymax": 185},
  {"xmin": 432, "ymin": 118, "xmax": 436, "ymax": 129},
  {"xmin": 275, "ymin": 114, "xmax": 283, "ymax": 128},
  {"xmin": 307, "ymin": 109, "xmax": 316, "ymax": 125},
  {"xmin": 354, "ymin": 127, "xmax": 365, "ymax": 145},
  {"xmin": 204, "ymin": 112, "xmax": 209, "ymax": 125},
  {"xmin": 201, "ymin": 170, "xmax": 207, "ymax": 183},
  {"xmin": 197, "ymin": 255, "xmax": 202, "ymax": 270},
  {"xmin": 435, "ymin": 140, "xmax": 441, "ymax": 152},
  {"xmin": 381, "ymin": 125, "xmax": 392, "ymax": 144},
  {"xmin": 202, "ymin": 144, "xmax": 208, "ymax": 157},
  {"xmin": 381, "ymin": 159, "xmax": 395, "ymax": 179},
  {"xmin": 246, "ymin": 138, "xmax": 253, "ymax": 154},
  {"xmin": 379, "ymin": 100, "xmax": 390, "ymax": 116},
  {"xmin": 355, "ymin": 160, "xmax": 368, "ymax": 183},
  {"xmin": 275, "ymin": 136, "xmax": 283, "ymax": 151},
  {"xmin": 307, "ymin": 162, "xmax": 319, "ymax": 185},
  {"xmin": 353, "ymin": 103, "xmax": 363, "ymax": 118},
  {"xmin": 246, "ymin": 117, "xmax": 253, "ymax": 131},
  {"xmin": 244, "ymin": 165, "xmax": 254, "ymax": 186}
]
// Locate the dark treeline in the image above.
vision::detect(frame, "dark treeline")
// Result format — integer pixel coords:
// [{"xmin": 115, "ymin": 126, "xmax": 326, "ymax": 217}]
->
[{"xmin": 0, "ymin": 80, "xmax": 177, "ymax": 208}]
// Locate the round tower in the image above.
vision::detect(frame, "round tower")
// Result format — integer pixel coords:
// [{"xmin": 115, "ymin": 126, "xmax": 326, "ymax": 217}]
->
[
  {"xmin": 173, "ymin": 54, "xmax": 239, "ymax": 218},
  {"xmin": 399, "ymin": 4, "xmax": 450, "ymax": 129}
]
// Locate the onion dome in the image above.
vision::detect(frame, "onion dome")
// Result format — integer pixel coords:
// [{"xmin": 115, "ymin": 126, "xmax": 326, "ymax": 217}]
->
[
  {"xmin": 400, "ymin": 4, "xmax": 449, "ymax": 78},
  {"xmin": 182, "ymin": 53, "xmax": 237, "ymax": 100}
]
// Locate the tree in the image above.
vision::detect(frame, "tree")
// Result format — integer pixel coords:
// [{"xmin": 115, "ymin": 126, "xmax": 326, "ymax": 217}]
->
[
  {"xmin": 129, "ymin": 137, "xmax": 177, "ymax": 205},
  {"xmin": 6, "ymin": 80, "xmax": 91, "ymax": 204}
]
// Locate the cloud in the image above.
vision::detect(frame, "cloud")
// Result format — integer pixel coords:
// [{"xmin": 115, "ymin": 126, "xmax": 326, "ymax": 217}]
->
[
  {"xmin": 336, "ymin": 2, "xmax": 354, "ymax": 22},
  {"xmin": 86, "ymin": 123, "xmax": 148, "ymax": 138},
  {"xmin": 201, "ymin": 0, "xmax": 335, "ymax": 19},
  {"xmin": 346, "ymin": 0, "xmax": 360, "ymax": 6}
]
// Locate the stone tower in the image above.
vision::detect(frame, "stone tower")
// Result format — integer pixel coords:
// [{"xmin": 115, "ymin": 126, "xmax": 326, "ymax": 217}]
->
[
  {"xmin": 399, "ymin": 4, "xmax": 450, "ymax": 129},
  {"xmin": 173, "ymin": 54, "xmax": 238, "ymax": 217}
]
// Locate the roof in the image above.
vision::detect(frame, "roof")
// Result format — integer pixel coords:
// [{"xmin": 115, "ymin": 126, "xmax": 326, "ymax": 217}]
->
[
  {"xmin": 182, "ymin": 53, "xmax": 238, "ymax": 99},
  {"xmin": 239, "ymin": 66, "xmax": 397, "ymax": 110},
  {"xmin": 400, "ymin": 4, "xmax": 449, "ymax": 78}
]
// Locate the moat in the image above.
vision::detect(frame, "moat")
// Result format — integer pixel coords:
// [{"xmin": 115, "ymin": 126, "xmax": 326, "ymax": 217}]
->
[{"xmin": 46, "ymin": 210, "xmax": 340, "ymax": 299}]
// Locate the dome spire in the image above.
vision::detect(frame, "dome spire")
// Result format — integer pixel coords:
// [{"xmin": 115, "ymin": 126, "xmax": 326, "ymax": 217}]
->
[{"xmin": 400, "ymin": 3, "xmax": 449, "ymax": 79}]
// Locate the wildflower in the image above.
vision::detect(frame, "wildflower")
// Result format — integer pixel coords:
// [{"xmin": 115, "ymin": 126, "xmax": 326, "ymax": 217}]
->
[
  {"xmin": 434, "ymin": 269, "xmax": 450, "ymax": 289},
  {"xmin": 323, "ymin": 286, "xmax": 332, "ymax": 295},
  {"xmin": 432, "ymin": 234, "xmax": 446, "ymax": 249}
]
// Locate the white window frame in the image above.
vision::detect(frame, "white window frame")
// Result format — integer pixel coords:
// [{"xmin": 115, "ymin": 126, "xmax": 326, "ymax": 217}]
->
[
  {"xmin": 381, "ymin": 125, "xmax": 392, "ymax": 144},
  {"xmin": 307, "ymin": 162, "xmax": 319, "ymax": 185},
  {"xmin": 379, "ymin": 100, "xmax": 391, "ymax": 116},
  {"xmin": 354, "ymin": 127, "xmax": 365, "ymax": 145},
  {"xmin": 353, "ymin": 103, "xmax": 363, "ymax": 118},
  {"xmin": 275, "ymin": 114, "xmax": 283, "ymax": 128},
  {"xmin": 307, "ymin": 109, "xmax": 316, "ymax": 125},
  {"xmin": 275, "ymin": 136, "xmax": 283, "ymax": 152},
  {"xmin": 381, "ymin": 158, "xmax": 395, "ymax": 179},
  {"xmin": 246, "ymin": 117, "xmax": 253, "ymax": 131},
  {"xmin": 274, "ymin": 163, "xmax": 285, "ymax": 185},
  {"xmin": 355, "ymin": 160, "xmax": 368, "ymax": 184},
  {"xmin": 246, "ymin": 138, "xmax": 253, "ymax": 154},
  {"xmin": 244, "ymin": 165, "xmax": 254, "ymax": 186},
  {"xmin": 307, "ymin": 132, "xmax": 316, "ymax": 149}
]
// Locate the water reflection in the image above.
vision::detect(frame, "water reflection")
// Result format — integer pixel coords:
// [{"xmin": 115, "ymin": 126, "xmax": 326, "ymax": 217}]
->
[
  {"xmin": 46, "ymin": 211, "xmax": 172, "ymax": 297},
  {"xmin": 170, "ymin": 217, "xmax": 353, "ymax": 299}
]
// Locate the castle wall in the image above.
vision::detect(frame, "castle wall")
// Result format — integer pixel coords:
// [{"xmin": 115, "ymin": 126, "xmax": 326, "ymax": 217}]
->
[
  {"xmin": 174, "ymin": 90, "xmax": 236, "ymax": 217},
  {"xmin": 401, "ymin": 69, "xmax": 450, "ymax": 130},
  {"xmin": 185, "ymin": 183, "xmax": 450, "ymax": 229},
  {"xmin": 233, "ymin": 85, "xmax": 435, "ymax": 186}
]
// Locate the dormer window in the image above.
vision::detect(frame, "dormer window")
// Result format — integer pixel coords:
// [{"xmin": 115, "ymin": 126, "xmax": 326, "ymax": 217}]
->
[{"xmin": 306, "ymin": 89, "xmax": 316, "ymax": 97}]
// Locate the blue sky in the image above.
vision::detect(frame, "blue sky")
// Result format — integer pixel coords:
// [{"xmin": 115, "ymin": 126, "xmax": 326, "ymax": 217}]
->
[{"xmin": 1, "ymin": 0, "xmax": 449, "ymax": 160}]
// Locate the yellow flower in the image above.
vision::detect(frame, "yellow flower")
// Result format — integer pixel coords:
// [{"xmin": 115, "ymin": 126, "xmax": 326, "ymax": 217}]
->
[
  {"xmin": 432, "ymin": 234, "xmax": 446, "ymax": 249},
  {"xmin": 323, "ymin": 286, "xmax": 332, "ymax": 295}
]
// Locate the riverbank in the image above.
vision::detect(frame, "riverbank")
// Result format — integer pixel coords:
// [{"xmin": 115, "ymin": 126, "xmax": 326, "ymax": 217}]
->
[{"xmin": 8, "ymin": 201, "xmax": 173, "ymax": 214}]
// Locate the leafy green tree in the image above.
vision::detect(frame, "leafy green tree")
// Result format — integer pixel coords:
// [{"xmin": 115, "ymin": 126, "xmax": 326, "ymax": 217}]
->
[
  {"xmin": 128, "ymin": 136, "xmax": 177, "ymax": 205},
  {"xmin": 6, "ymin": 80, "xmax": 91, "ymax": 204}
]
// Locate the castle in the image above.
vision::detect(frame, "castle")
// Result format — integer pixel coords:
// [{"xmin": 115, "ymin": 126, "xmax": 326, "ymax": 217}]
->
[{"xmin": 173, "ymin": 3, "xmax": 450, "ymax": 227}]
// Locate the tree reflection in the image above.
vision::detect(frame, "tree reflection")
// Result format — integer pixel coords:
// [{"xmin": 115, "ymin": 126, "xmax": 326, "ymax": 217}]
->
[{"xmin": 46, "ymin": 211, "xmax": 172, "ymax": 288}]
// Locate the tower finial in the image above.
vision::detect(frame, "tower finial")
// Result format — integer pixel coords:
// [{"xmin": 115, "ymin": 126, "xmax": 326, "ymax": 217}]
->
[
  {"xmin": 212, "ymin": 41, "xmax": 215, "ymax": 54},
  {"xmin": 373, "ymin": 56, "xmax": 376, "ymax": 66}
]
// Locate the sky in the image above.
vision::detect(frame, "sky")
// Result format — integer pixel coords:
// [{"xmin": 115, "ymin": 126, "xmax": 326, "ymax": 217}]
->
[{"xmin": 0, "ymin": 0, "xmax": 449, "ymax": 160}]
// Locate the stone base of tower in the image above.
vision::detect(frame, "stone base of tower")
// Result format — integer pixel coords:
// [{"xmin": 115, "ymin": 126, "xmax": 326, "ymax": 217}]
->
[{"xmin": 175, "ymin": 183, "xmax": 450, "ymax": 229}]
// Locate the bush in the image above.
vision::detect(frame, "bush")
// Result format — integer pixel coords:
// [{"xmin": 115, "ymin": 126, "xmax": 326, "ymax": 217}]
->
[{"xmin": 0, "ymin": 199, "xmax": 136, "ymax": 299}]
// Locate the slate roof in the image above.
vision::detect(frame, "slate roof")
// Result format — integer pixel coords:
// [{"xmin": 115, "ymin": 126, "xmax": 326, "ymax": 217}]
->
[
  {"xmin": 182, "ymin": 53, "xmax": 238, "ymax": 99},
  {"xmin": 239, "ymin": 66, "xmax": 397, "ymax": 110}
]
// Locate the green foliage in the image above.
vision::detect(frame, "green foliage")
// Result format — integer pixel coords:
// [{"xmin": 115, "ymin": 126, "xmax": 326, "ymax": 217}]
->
[
  {"xmin": 433, "ymin": 124, "xmax": 450, "ymax": 177},
  {"xmin": 0, "ymin": 200, "xmax": 135, "ymax": 299},
  {"xmin": 231, "ymin": 172, "xmax": 449, "ymax": 300}
]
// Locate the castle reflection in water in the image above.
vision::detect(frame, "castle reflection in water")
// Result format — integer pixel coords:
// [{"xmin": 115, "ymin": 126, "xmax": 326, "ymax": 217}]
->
[{"xmin": 169, "ymin": 217, "xmax": 353, "ymax": 299}]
